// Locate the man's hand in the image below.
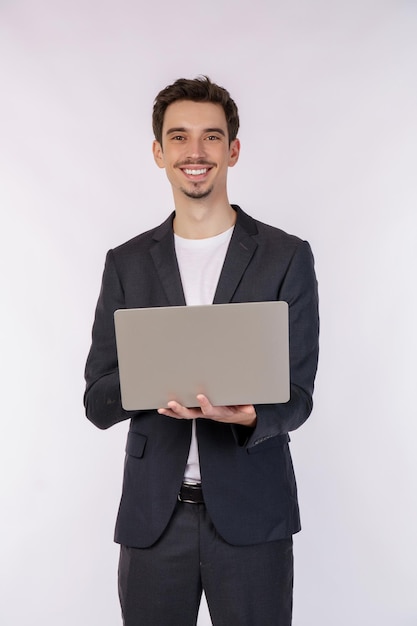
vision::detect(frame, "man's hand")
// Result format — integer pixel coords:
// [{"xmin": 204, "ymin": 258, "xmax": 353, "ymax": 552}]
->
[{"xmin": 157, "ymin": 394, "xmax": 257, "ymax": 428}]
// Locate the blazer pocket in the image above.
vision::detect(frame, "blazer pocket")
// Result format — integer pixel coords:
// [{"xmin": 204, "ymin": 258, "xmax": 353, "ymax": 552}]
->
[
  {"xmin": 125, "ymin": 432, "xmax": 147, "ymax": 458},
  {"xmin": 247, "ymin": 433, "xmax": 290, "ymax": 454}
]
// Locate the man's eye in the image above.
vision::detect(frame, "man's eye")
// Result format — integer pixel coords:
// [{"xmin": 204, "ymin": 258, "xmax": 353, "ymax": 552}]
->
[
  {"xmin": 206, "ymin": 135, "xmax": 220, "ymax": 141},
  {"xmin": 172, "ymin": 135, "xmax": 185, "ymax": 141}
]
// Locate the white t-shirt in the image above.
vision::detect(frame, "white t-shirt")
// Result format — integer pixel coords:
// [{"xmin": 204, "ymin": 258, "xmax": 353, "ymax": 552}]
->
[{"xmin": 174, "ymin": 226, "xmax": 234, "ymax": 483}]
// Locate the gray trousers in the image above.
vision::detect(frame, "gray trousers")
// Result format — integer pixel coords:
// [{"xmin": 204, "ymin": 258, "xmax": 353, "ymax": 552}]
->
[{"xmin": 118, "ymin": 501, "xmax": 293, "ymax": 626}]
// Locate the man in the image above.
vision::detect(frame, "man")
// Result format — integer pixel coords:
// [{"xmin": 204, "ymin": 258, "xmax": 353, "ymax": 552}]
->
[{"xmin": 84, "ymin": 76, "xmax": 319, "ymax": 626}]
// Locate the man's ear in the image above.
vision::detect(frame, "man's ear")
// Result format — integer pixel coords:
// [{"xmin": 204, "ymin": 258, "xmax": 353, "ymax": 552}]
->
[
  {"xmin": 152, "ymin": 140, "xmax": 165, "ymax": 169},
  {"xmin": 228, "ymin": 138, "xmax": 240, "ymax": 168}
]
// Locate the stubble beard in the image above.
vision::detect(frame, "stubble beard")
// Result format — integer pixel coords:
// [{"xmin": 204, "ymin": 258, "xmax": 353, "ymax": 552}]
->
[{"xmin": 180, "ymin": 183, "xmax": 214, "ymax": 200}]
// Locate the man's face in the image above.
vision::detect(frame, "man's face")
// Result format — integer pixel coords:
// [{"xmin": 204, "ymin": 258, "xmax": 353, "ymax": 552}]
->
[{"xmin": 153, "ymin": 100, "xmax": 240, "ymax": 202}]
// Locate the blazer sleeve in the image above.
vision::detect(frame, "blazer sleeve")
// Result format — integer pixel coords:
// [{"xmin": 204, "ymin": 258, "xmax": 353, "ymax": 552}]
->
[
  {"xmin": 84, "ymin": 250, "xmax": 138, "ymax": 429},
  {"xmin": 242, "ymin": 239, "xmax": 319, "ymax": 447}
]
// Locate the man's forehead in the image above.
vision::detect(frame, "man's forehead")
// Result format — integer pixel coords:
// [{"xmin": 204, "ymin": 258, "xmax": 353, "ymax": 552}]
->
[{"xmin": 162, "ymin": 100, "xmax": 227, "ymax": 133}]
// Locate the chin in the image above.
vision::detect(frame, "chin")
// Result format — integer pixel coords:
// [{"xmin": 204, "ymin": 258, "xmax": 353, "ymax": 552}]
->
[{"xmin": 181, "ymin": 185, "xmax": 214, "ymax": 200}]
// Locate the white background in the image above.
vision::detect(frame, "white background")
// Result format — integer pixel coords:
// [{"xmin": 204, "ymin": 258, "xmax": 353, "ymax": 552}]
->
[{"xmin": 1, "ymin": 1, "xmax": 416, "ymax": 624}]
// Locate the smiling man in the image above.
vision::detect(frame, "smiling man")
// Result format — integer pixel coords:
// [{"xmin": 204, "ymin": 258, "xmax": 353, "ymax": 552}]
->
[{"xmin": 84, "ymin": 76, "xmax": 319, "ymax": 626}]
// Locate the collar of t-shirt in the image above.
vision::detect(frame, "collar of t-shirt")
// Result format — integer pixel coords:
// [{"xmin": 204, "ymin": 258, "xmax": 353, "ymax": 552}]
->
[{"xmin": 174, "ymin": 226, "xmax": 234, "ymax": 307}]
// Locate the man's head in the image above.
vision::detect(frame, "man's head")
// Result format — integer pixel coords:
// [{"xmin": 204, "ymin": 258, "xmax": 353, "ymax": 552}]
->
[{"xmin": 152, "ymin": 76, "xmax": 239, "ymax": 147}]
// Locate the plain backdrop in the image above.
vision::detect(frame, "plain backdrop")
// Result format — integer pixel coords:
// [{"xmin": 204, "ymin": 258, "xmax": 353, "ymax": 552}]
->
[{"xmin": 1, "ymin": 1, "xmax": 416, "ymax": 624}]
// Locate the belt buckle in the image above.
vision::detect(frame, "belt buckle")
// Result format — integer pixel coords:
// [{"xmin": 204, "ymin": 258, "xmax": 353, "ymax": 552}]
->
[{"xmin": 178, "ymin": 482, "xmax": 203, "ymax": 504}]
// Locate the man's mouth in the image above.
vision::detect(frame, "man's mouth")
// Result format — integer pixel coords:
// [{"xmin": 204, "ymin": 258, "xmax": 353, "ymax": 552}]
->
[
  {"xmin": 176, "ymin": 162, "xmax": 215, "ymax": 181},
  {"xmin": 183, "ymin": 168, "xmax": 208, "ymax": 176}
]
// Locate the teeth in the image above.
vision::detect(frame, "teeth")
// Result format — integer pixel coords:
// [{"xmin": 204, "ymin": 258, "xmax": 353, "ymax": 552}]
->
[{"xmin": 184, "ymin": 168, "xmax": 207, "ymax": 176}]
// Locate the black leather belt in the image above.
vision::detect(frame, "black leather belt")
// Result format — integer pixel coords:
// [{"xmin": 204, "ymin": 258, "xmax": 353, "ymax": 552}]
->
[{"xmin": 178, "ymin": 482, "xmax": 204, "ymax": 504}]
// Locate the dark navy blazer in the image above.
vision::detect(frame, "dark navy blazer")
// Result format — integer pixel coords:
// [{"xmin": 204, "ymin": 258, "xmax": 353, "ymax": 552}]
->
[{"xmin": 84, "ymin": 206, "xmax": 319, "ymax": 548}]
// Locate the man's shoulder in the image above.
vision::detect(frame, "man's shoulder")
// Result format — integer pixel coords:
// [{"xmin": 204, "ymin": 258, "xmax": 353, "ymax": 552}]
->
[
  {"xmin": 110, "ymin": 213, "xmax": 174, "ymax": 257},
  {"xmin": 234, "ymin": 205, "xmax": 307, "ymax": 248}
]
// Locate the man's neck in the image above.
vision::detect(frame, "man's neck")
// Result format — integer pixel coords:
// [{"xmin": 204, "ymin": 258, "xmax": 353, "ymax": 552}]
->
[{"xmin": 173, "ymin": 198, "xmax": 236, "ymax": 240}]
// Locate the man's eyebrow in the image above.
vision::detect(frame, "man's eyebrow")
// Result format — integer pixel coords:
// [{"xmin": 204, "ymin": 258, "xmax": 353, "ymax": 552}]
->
[
  {"xmin": 165, "ymin": 127, "xmax": 187, "ymax": 135},
  {"xmin": 164, "ymin": 127, "xmax": 226, "ymax": 137},
  {"xmin": 204, "ymin": 128, "xmax": 226, "ymax": 136}
]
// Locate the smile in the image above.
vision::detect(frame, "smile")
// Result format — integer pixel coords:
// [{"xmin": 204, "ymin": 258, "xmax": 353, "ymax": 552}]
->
[{"xmin": 183, "ymin": 168, "xmax": 208, "ymax": 176}]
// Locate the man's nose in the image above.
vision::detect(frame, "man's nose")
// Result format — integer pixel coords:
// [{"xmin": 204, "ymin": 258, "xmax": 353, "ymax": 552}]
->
[{"xmin": 187, "ymin": 137, "xmax": 206, "ymax": 160}]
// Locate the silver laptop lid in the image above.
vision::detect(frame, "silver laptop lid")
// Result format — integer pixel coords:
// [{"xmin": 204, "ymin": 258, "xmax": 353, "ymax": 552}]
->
[{"xmin": 114, "ymin": 301, "xmax": 289, "ymax": 410}]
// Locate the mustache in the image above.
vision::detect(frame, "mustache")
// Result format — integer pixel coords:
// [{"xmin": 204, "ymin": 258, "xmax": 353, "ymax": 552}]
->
[{"xmin": 175, "ymin": 159, "xmax": 215, "ymax": 168}]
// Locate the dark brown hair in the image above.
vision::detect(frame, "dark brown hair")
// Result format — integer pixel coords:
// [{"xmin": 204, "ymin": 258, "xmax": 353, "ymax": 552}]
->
[{"xmin": 152, "ymin": 76, "xmax": 239, "ymax": 146}]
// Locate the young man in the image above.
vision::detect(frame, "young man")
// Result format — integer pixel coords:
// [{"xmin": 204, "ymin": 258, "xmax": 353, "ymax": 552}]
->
[{"xmin": 84, "ymin": 76, "xmax": 319, "ymax": 626}]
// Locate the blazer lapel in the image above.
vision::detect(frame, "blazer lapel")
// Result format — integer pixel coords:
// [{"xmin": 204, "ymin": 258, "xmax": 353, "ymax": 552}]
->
[
  {"xmin": 149, "ymin": 206, "xmax": 258, "ymax": 306},
  {"xmin": 150, "ymin": 213, "xmax": 186, "ymax": 307},
  {"xmin": 213, "ymin": 206, "xmax": 258, "ymax": 304}
]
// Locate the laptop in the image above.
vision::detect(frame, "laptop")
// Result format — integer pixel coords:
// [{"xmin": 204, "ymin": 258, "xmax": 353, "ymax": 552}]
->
[{"xmin": 114, "ymin": 301, "xmax": 290, "ymax": 410}]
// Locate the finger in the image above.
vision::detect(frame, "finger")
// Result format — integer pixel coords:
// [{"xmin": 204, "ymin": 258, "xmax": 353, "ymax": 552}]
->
[
  {"xmin": 196, "ymin": 394, "xmax": 214, "ymax": 415},
  {"xmin": 167, "ymin": 400, "xmax": 184, "ymax": 412},
  {"xmin": 158, "ymin": 402, "xmax": 201, "ymax": 420},
  {"xmin": 157, "ymin": 401, "xmax": 185, "ymax": 417},
  {"xmin": 168, "ymin": 401, "xmax": 202, "ymax": 416}
]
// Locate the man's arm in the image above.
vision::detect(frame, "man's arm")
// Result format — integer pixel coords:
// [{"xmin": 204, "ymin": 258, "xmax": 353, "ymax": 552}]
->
[
  {"xmin": 84, "ymin": 250, "xmax": 137, "ymax": 429},
  {"xmin": 247, "ymin": 239, "xmax": 319, "ymax": 446}
]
